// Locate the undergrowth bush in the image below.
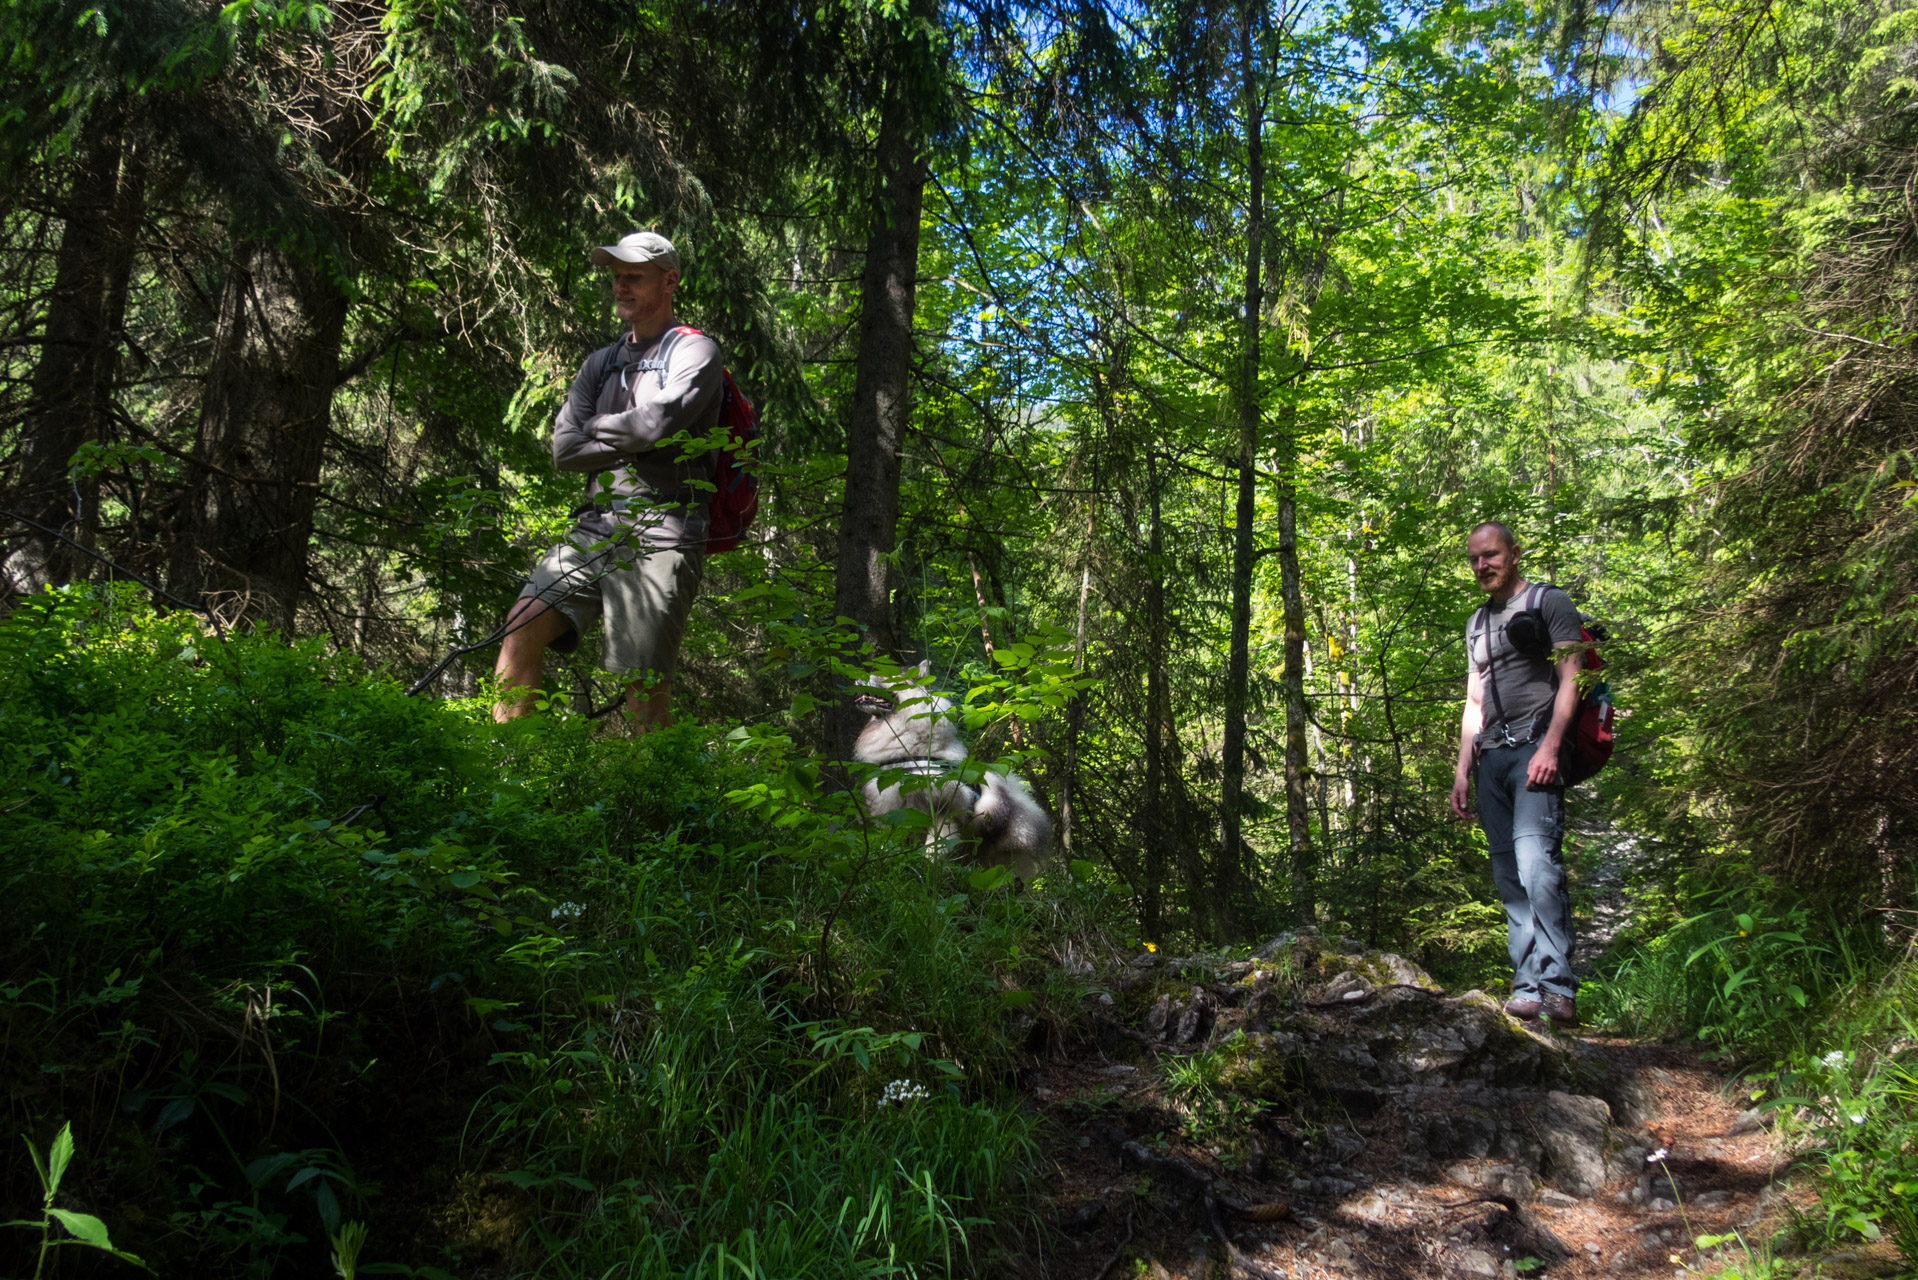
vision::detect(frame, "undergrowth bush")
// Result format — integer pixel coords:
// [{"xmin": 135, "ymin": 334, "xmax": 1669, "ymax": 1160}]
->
[
  {"xmin": 0, "ymin": 588, "xmax": 1097, "ymax": 1277},
  {"xmin": 1581, "ymin": 886, "xmax": 1877, "ymax": 1053},
  {"xmin": 1744, "ymin": 961, "xmax": 1918, "ymax": 1263},
  {"xmin": 1583, "ymin": 876, "xmax": 1915, "ymax": 1266}
]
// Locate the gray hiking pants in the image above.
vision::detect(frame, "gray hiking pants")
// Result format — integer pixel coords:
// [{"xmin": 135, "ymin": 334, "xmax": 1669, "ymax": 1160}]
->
[{"xmin": 1477, "ymin": 739, "xmax": 1576, "ymax": 999}]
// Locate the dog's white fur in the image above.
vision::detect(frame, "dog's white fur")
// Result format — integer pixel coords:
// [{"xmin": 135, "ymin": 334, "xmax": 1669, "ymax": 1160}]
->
[{"xmin": 851, "ymin": 661, "xmax": 1053, "ymax": 880}]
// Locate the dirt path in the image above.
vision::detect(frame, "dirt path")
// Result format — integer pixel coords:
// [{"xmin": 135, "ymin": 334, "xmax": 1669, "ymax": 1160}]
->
[{"xmin": 1013, "ymin": 999, "xmax": 1807, "ymax": 1279}]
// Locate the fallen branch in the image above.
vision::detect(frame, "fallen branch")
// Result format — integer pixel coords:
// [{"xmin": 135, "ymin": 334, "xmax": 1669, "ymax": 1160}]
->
[
  {"xmin": 1120, "ymin": 1139, "xmax": 1292, "ymax": 1229},
  {"xmin": 1090, "ymin": 1207, "xmax": 1135, "ymax": 1280},
  {"xmin": 1206, "ymin": 1192, "xmax": 1290, "ymax": 1280},
  {"xmin": 1093, "ymin": 1014, "xmax": 1163, "ymax": 1055},
  {"xmin": 1437, "ymin": 1193, "xmax": 1521, "ymax": 1214}
]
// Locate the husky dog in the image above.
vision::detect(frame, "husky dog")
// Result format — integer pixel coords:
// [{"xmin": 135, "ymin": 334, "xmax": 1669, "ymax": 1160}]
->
[{"xmin": 851, "ymin": 661, "xmax": 1053, "ymax": 879}]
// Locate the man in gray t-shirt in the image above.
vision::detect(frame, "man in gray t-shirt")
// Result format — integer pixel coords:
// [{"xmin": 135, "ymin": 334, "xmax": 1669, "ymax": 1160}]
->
[
  {"xmin": 492, "ymin": 230, "xmax": 722, "ymax": 729},
  {"xmin": 1448, "ymin": 521, "xmax": 1587, "ymax": 1027}
]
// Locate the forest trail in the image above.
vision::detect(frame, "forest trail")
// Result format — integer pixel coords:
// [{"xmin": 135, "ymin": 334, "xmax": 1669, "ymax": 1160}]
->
[{"xmin": 1013, "ymin": 938, "xmax": 1834, "ymax": 1280}]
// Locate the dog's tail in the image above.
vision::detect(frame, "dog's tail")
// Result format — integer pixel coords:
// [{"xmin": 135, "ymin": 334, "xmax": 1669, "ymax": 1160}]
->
[{"xmin": 973, "ymin": 769, "xmax": 1054, "ymax": 880}]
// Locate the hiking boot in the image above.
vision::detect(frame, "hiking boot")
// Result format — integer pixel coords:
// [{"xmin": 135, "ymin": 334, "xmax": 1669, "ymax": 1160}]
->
[
  {"xmin": 1541, "ymin": 992, "xmax": 1579, "ymax": 1028},
  {"xmin": 1503, "ymin": 994, "xmax": 1543, "ymax": 1020}
]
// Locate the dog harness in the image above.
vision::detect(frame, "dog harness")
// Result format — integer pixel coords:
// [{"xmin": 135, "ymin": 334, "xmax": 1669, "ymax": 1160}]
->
[{"xmin": 865, "ymin": 753, "xmax": 981, "ymax": 810}]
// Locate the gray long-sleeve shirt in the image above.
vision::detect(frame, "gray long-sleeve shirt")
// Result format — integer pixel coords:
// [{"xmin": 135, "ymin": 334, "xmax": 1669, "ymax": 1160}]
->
[{"xmin": 552, "ymin": 322, "xmax": 722, "ymax": 550}]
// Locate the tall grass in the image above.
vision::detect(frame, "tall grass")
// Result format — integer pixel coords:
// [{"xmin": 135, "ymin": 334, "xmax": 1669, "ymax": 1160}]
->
[
  {"xmin": 0, "ymin": 589, "xmax": 1082, "ymax": 1277},
  {"xmin": 1580, "ymin": 889, "xmax": 1880, "ymax": 1055}
]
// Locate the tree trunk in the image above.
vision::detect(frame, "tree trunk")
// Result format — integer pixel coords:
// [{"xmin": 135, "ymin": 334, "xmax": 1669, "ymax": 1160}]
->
[
  {"xmin": 1143, "ymin": 454, "xmax": 1168, "ymax": 940},
  {"xmin": 1061, "ymin": 510, "xmax": 1095, "ymax": 854},
  {"xmin": 969, "ymin": 551, "xmax": 1026, "ymax": 748},
  {"xmin": 832, "ymin": 22, "xmax": 929, "ymax": 756},
  {"xmin": 1275, "ymin": 403, "xmax": 1314, "ymax": 920},
  {"xmin": 170, "ymin": 237, "xmax": 349, "ymax": 630},
  {"xmin": 1219, "ymin": 4, "xmax": 1264, "ymax": 922},
  {"xmin": 3, "ymin": 129, "xmax": 143, "ymax": 595}
]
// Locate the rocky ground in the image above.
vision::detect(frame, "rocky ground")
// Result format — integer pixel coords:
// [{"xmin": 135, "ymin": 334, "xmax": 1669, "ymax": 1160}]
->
[{"xmin": 1009, "ymin": 931, "xmax": 1892, "ymax": 1280}]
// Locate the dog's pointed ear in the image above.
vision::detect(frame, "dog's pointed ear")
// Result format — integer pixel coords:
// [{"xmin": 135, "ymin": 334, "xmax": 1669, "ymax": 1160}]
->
[{"xmin": 917, "ymin": 658, "xmax": 932, "ymax": 678}]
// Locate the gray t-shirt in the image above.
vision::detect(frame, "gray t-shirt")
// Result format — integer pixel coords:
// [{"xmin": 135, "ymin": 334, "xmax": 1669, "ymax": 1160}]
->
[{"xmin": 1467, "ymin": 583, "xmax": 1584, "ymax": 742}]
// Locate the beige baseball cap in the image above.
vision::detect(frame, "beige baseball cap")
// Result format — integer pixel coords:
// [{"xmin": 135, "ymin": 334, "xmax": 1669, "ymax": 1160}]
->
[{"xmin": 590, "ymin": 230, "xmax": 681, "ymax": 271}]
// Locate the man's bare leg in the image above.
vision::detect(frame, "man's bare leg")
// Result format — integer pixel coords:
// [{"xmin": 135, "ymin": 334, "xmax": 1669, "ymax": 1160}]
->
[
  {"xmin": 493, "ymin": 598, "xmax": 575, "ymax": 721},
  {"xmin": 622, "ymin": 678, "xmax": 673, "ymax": 733}
]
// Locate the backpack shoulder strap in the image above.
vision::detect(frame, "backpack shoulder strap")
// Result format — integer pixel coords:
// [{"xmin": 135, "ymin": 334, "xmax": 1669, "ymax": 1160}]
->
[
  {"xmin": 586, "ymin": 335, "xmax": 635, "ymax": 408},
  {"xmin": 646, "ymin": 324, "xmax": 713, "ymax": 388},
  {"xmin": 1477, "ymin": 597, "xmax": 1509, "ymax": 729}
]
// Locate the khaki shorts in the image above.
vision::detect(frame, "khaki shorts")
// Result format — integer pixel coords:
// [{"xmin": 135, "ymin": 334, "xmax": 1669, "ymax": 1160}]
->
[{"xmin": 516, "ymin": 527, "xmax": 704, "ymax": 680}]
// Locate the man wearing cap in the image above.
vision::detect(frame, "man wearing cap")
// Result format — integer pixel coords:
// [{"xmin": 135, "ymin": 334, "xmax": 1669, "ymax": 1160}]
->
[
  {"xmin": 493, "ymin": 231, "xmax": 722, "ymax": 728},
  {"xmin": 1448, "ymin": 521, "xmax": 1586, "ymax": 1028}
]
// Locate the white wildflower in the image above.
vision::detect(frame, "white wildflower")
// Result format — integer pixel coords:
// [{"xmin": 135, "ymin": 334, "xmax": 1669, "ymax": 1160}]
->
[
  {"xmin": 1821, "ymin": 1050, "xmax": 1847, "ymax": 1070},
  {"xmin": 878, "ymin": 1079, "xmax": 930, "ymax": 1108},
  {"xmin": 550, "ymin": 902, "xmax": 585, "ymax": 920},
  {"xmin": 1850, "ymin": 1113, "xmax": 1866, "ymax": 1125},
  {"xmin": 1648, "ymin": 1148, "xmax": 1669, "ymax": 1164}
]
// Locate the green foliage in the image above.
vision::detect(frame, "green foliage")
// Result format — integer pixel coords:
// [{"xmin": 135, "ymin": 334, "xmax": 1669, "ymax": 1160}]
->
[
  {"xmin": 0, "ymin": 591, "xmax": 1066, "ymax": 1276},
  {"xmin": 1767, "ymin": 1043, "xmax": 1918, "ymax": 1252},
  {"xmin": 1160, "ymin": 1032, "xmax": 1264, "ymax": 1157},
  {"xmin": 1582, "ymin": 888, "xmax": 1876, "ymax": 1055},
  {"xmin": 1586, "ymin": 882, "xmax": 1914, "ymax": 1265},
  {"xmin": 8, "ymin": 0, "xmax": 1918, "ymax": 1264},
  {"xmin": 4, "ymin": 1122, "xmax": 150, "ymax": 1276}
]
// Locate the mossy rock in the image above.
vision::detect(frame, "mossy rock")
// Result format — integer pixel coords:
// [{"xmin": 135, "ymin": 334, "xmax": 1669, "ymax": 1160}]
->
[{"xmin": 1216, "ymin": 1029, "xmax": 1308, "ymax": 1102}]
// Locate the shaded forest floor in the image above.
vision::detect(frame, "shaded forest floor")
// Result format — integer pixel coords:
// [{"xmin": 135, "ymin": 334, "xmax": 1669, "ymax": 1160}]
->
[{"xmin": 1007, "ymin": 960, "xmax": 1906, "ymax": 1280}]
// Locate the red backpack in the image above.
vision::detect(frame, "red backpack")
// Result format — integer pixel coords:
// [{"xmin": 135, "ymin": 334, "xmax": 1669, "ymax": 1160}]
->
[
  {"xmin": 702, "ymin": 363, "xmax": 760, "ymax": 554},
  {"xmin": 1561, "ymin": 611, "xmax": 1615, "ymax": 785},
  {"xmin": 598, "ymin": 325, "xmax": 760, "ymax": 555}
]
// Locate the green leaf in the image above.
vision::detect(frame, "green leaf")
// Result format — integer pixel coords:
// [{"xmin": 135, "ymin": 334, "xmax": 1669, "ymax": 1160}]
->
[
  {"xmin": 46, "ymin": 1124, "xmax": 73, "ymax": 1196},
  {"xmin": 23, "ymin": 1137, "xmax": 50, "ymax": 1198},
  {"xmin": 315, "ymin": 1180, "xmax": 341, "ymax": 1232},
  {"xmin": 251, "ymin": 1151, "xmax": 303, "ymax": 1189},
  {"xmin": 1842, "ymin": 1212, "xmax": 1881, "ymax": 1240},
  {"xmin": 999, "ymin": 990, "xmax": 1037, "ymax": 1008},
  {"xmin": 1683, "ymin": 940, "xmax": 1724, "ymax": 967},
  {"xmin": 47, "ymin": 1208, "xmax": 112, "ymax": 1250},
  {"xmin": 1070, "ymin": 859, "xmax": 1097, "ymax": 882},
  {"xmin": 967, "ymin": 866, "xmax": 1012, "ymax": 893},
  {"xmin": 449, "ymin": 870, "xmax": 482, "ymax": 890}
]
